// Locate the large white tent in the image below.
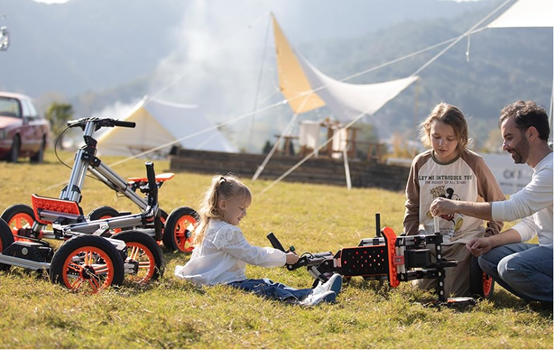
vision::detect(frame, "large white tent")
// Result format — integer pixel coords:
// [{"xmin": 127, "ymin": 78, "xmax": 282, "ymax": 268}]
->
[
  {"xmin": 487, "ymin": 0, "xmax": 553, "ymax": 28},
  {"xmin": 97, "ymin": 96, "xmax": 237, "ymax": 156},
  {"xmin": 480, "ymin": 0, "xmax": 553, "ymax": 195},
  {"xmin": 272, "ymin": 14, "xmax": 418, "ymax": 121},
  {"xmin": 296, "ymin": 52, "xmax": 419, "ymax": 122}
]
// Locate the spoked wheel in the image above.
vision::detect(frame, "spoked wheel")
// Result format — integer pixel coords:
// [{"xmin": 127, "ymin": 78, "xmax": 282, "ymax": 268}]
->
[
  {"xmin": 0, "ymin": 218, "xmax": 15, "ymax": 271},
  {"xmin": 88, "ymin": 206, "xmax": 123, "ymax": 235},
  {"xmin": 111, "ymin": 230, "xmax": 164, "ymax": 285},
  {"xmin": 1, "ymin": 204, "xmax": 41, "ymax": 240},
  {"xmin": 157, "ymin": 209, "xmax": 168, "ymax": 246},
  {"xmin": 470, "ymin": 255, "xmax": 495, "ymax": 299},
  {"xmin": 163, "ymin": 207, "xmax": 199, "ymax": 253},
  {"xmin": 50, "ymin": 235, "xmax": 124, "ymax": 293}
]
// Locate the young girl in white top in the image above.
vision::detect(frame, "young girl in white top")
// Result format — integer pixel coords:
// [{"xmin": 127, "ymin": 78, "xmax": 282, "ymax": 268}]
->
[{"xmin": 175, "ymin": 174, "xmax": 342, "ymax": 306}]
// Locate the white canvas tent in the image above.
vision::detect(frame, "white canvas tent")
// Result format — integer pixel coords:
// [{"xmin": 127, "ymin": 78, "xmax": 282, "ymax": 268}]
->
[
  {"xmin": 295, "ymin": 52, "xmax": 419, "ymax": 122},
  {"xmin": 272, "ymin": 14, "xmax": 419, "ymax": 122},
  {"xmin": 97, "ymin": 96, "xmax": 237, "ymax": 156},
  {"xmin": 487, "ymin": 0, "xmax": 554, "ymax": 142},
  {"xmin": 487, "ymin": 0, "xmax": 553, "ymax": 28}
]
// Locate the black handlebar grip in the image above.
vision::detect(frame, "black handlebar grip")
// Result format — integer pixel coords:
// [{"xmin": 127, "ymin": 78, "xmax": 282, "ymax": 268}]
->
[
  {"xmin": 376, "ymin": 212, "xmax": 381, "ymax": 237},
  {"xmin": 113, "ymin": 120, "xmax": 136, "ymax": 128},
  {"xmin": 145, "ymin": 162, "xmax": 156, "ymax": 188},
  {"xmin": 267, "ymin": 232, "xmax": 286, "ymax": 252}
]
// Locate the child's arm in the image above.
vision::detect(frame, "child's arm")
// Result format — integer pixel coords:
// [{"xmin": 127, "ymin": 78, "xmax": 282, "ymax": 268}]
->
[
  {"xmin": 214, "ymin": 226, "xmax": 287, "ymax": 267},
  {"xmin": 404, "ymin": 160, "xmax": 421, "ymax": 235}
]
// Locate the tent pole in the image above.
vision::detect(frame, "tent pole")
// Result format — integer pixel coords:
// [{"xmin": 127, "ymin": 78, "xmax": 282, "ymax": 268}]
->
[
  {"xmin": 247, "ymin": 14, "xmax": 272, "ymax": 153},
  {"xmin": 343, "ymin": 144, "xmax": 352, "ymax": 190}
]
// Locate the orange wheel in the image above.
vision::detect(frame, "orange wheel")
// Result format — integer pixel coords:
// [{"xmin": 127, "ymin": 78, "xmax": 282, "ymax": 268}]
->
[
  {"xmin": 156, "ymin": 209, "xmax": 168, "ymax": 246},
  {"xmin": 0, "ymin": 218, "xmax": 15, "ymax": 271},
  {"xmin": 482, "ymin": 272, "xmax": 494, "ymax": 298},
  {"xmin": 163, "ymin": 207, "xmax": 199, "ymax": 253},
  {"xmin": 470, "ymin": 255, "xmax": 495, "ymax": 299},
  {"xmin": 88, "ymin": 206, "xmax": 123, "ymax": 234},
  {"xmin": 50, "ymin": 235, "xmax": 124, "ymax": 293},
  {"xmin": 1, "ymin": 204, "xmax": 42, "ymax": 240},
  {"xmin": 112, "ymin": 231, "xmax": 164, "ymax": 284}
]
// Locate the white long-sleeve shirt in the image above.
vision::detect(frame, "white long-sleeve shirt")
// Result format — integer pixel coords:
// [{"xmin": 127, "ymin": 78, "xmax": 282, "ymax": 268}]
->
[
  {"xmin": 174, "ymin": 219, "xmax": 286, "ymax": 286},
  {"xmin": 492, "ymin": 152, "xmax": 553, "ymax": 247}
]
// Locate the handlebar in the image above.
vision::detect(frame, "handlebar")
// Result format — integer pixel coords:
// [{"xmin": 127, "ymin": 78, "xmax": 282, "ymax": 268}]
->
[
  {"xmin": 266, "ymin": 232, "xmax": 325, "ymax": 271},
  {"xmin": 267, "ymin": 232, "xmax": 286, "ymax": 252},
  {"xmin": 145, "ymin": 162, "xmax": 156, "ymax": 190},
  {"xmin": 67, "ymin": 117, "xmax": 136, "ymax": 129}
]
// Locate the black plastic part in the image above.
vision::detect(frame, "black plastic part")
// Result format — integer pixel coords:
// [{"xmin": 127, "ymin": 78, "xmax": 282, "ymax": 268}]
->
[
  {"xmin": 113, "ymin": 120, "xmax": 136, "ymax": 128},
  {"xmin": 404, "ymin": 249, "xmax": 431, "ymax": 268},
  {"xmin": 266, "ymin": 232, "xmax": 286, "ymax": 252},
  {"xmin": 2, "ymin": 241, "xmax": 53, "ymax": 262}
]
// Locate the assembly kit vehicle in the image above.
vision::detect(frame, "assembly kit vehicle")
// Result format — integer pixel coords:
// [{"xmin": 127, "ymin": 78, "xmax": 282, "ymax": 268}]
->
[
  {"xmin": 0, "ymin": 117, "xmax": 199, "ymax": 292},
  {"xmin": 268, "ymin": 214, "xmax": 494, "ymax": 306}
]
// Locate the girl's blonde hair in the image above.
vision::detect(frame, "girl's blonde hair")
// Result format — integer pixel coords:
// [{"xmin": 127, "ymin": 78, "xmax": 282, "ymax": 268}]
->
[
  {"xmin": 419, "ymin": 103, "xmax": 471, "ymax": 154},
  {"xmin": 193, "ymin": 174, "xmax": 252, "ymax": 245}
]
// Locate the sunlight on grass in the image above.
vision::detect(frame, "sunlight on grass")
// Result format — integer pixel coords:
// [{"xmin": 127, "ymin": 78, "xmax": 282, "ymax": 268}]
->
[{"xmin": 0, "ymin": 151, "xmax": 551, "ymax": 348}]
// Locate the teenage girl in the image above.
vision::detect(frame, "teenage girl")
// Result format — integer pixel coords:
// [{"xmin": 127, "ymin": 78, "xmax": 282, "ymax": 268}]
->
[
  {"xmin": 175, "ymin": 174, "xmax": 342, "ymax": 306},
  {"xmin": 403, "ymin": 103, "xmax": 505, "ymax": 297}
]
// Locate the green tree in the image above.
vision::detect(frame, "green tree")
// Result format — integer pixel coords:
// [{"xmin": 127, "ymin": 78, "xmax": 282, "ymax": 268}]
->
[{"xmin": 45, "ymin": 102, "xmax": 74, "ymax": 149}]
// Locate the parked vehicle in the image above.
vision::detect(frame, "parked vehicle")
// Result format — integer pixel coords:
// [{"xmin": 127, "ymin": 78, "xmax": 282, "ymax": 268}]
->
[{"xmin": 0, "ymin": 91, "xmax": 50, "ymax": 163}]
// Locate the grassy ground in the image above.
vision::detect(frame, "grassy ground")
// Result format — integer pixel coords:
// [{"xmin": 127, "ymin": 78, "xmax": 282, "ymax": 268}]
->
[{"xmin": 0, "ymin": 151, "xmax": 552, "ymax": 349}]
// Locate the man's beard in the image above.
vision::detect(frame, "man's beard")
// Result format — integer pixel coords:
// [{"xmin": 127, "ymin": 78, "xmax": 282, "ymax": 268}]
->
[{"xmin": 509, "ymin": 135, "xmax": 530, "ymax": 164}]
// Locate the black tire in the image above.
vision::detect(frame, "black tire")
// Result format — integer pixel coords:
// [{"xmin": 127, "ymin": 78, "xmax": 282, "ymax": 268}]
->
[
  {"xmin": 50, "ymin": 235, "xmax": 124, "ymax": 293},
  {"xmin": 112, "ymin": 230, "xmax": 165, "ymax": 284},
  {"xmin": 7, "ymin": 135, "xmax": 20, "ymax": 163},
  {"xmin": 30, "ymin": 138, "xmax": 45, "ymax": 163},
  {"xmin": 0, "ymin": 218, "xmax": 15, "ymax": 271},
  {"xmin": 88, "ymin": 206, "xmax": 126, "ymax": 236},
  {"xmin": 1, "ymin": 204, "xmax": 37, "ymax": 240},
  {"xmin": 163, "ymin": 207, "xmax": 199, "ymax": 253},
  {"xmin": 469, "ymin": 255, "xmax": 494, "ymax": 299},
  {"xmin": 88, "ymin": 206, "xmax": 120, "ymax": 221}
]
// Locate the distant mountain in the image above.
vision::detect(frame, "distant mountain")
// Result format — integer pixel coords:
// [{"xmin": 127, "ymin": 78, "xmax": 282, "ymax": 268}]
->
[
  {"xmin": 0, "ymin": 0, "xmax": 495, "ymax": 97},
  {"xmin": 0, "ymin": 0, "xmax": 551, "ymax": 153}
]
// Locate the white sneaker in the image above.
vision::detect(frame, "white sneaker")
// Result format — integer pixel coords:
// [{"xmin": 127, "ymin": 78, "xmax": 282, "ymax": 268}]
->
[
  {"xmin": 300, "ymin": 290, "xmax": 336, "ymax": 306},
  {"xmin": 313, "ymin": 273, "xmax": 342, "ymax": 296}
]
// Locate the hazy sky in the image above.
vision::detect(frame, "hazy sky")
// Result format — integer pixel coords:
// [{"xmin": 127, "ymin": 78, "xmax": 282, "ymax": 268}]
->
[{"xmin": 33, "ymin": 0, "xmax": 481, "ymax": 3}]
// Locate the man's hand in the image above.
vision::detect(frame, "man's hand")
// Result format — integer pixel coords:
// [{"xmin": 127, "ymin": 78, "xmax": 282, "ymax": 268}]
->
[
  {"xmin": 466, "ymin": 237, "xmax": 494, "ymax": 257},
  {"xmin": 430, "ymin": 197, "xmax": 459, "ymax": 217},
  {"xmin": 286, "ymin": 251, "xmax": 299, "ymax": 264}
]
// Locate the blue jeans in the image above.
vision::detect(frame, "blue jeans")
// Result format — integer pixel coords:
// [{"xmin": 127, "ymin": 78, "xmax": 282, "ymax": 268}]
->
[
  {"xmin": 228, "ymin": 278, "xmax": 313, "ymax": 303},
  {"xmin": 478, "ymin": 243, "xmax": 553, "ymax": 302}
]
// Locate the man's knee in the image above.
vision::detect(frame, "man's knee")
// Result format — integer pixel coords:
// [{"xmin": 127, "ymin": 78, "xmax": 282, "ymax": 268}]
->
[{"xmin": 477, "ymin": 253, "xmax": 497, "ymax": 275}]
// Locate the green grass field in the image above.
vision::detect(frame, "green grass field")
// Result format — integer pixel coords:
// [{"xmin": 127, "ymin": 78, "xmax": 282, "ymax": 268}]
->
[{"xmin": 0, "ymin": 151, "xmax": 552, "ymax": 349}]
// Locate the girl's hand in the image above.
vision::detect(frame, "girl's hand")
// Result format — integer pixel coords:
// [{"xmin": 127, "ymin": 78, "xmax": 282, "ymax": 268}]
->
[{"xmin": 286, "ymin": 252, "xmax": 299, "ymax": 264}]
